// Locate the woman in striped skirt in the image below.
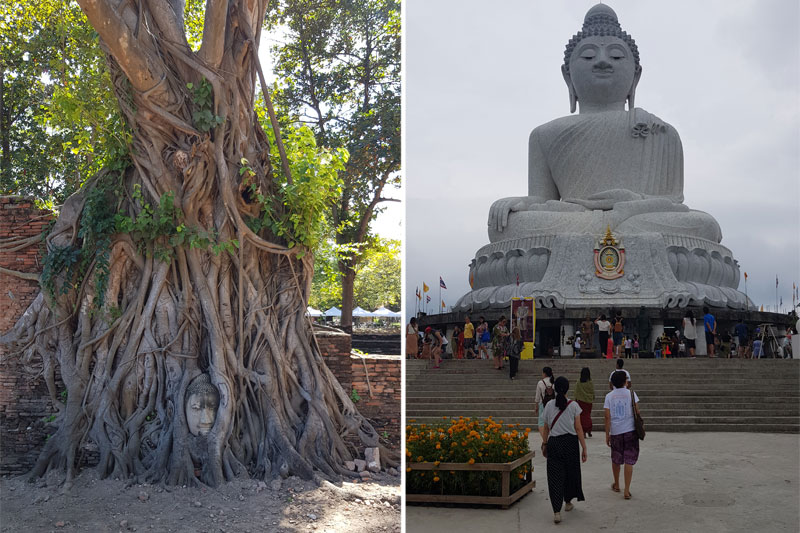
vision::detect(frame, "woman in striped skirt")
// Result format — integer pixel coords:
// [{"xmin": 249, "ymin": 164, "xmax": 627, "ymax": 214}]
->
[{"xmin": 542, "ymin": 376, "xmax": 588, "ymax": 524}]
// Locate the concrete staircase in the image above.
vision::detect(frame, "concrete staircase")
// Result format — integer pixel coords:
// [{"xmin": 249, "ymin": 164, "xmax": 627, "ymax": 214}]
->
[{"xmin": 406, "ymin": 359, "xmax": 800, "ymax": 433}]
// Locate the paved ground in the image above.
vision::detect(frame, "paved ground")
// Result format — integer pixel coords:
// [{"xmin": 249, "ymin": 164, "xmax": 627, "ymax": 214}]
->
[{"xmin": 405, "ymin": 432, "xmax": 800, "ymax": 532}]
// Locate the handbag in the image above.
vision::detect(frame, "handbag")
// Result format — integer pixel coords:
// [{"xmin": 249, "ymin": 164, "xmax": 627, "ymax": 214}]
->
[
  {"xmin": 631, "ymin": 389, "xmax": 645, "ymax": 440},
  {"xmin": 541, "ymin": 401, "xmax": 572, "ymax": 458}
]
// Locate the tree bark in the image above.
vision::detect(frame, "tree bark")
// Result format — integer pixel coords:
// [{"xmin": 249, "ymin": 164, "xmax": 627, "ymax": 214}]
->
[{"xmin": 1, "ymin": 0, "xmax": 395, "ymax": 488}]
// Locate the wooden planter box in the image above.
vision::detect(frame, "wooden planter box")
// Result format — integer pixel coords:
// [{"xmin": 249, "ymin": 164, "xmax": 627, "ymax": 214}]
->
[{"xmin": 406, "ymin": 450, "xmax": 535, "ymax": 508}]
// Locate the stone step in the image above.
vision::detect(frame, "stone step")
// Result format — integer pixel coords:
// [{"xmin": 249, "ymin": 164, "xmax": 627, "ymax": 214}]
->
[
  {"xmin": 406, "ymin": 372, "xmax": 797, "ymax": 387},
  {"xmin": 406, "ymin": 384, "xmax": 800, "ymax": 394},
  {"xmin": 406, "ymin": 402, "xmax": 799, "ymax": 414},
  {"xmin": 406, "ymin": 419, "xmax": 799, "ymax": 434},
  {"xmin": 405, "ymin": 397, "xmax": 796, "ymax": 407}
]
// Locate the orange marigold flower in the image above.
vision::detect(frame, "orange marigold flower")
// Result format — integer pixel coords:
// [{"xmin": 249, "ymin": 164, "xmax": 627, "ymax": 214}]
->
[
  {"xmin": 434, "ymin": 461, "xmax": 441, "ymax": 466},
  {"xmin": 508, "ymin": 451, "xmax": 513, "ymax": 456},
  {"xmin": 406, "ymin": 467, "xmax": 411, "ymax": 472},
  {"xmin": 417, "ymin": 456, "xmax": 424, "ymax": 461},
  {"xmin": 435, "ymin": 443, "xmax": 441, "ymax": 450},
  {"xmin": 433, "ymin": 476, "xmax": 440, "ymax": 482},
  {"xmin": 468, "ymin": 458, "xmax": 475, "ymax": 465}
]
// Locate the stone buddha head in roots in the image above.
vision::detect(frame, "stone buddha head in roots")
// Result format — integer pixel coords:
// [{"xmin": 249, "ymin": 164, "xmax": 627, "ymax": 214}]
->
[
  {"xmin": 562, "ymin": 4, "xmax": 642, "ymax": 114},
  {"xmin": 185, "ymin": 373, "xmax": 219, "ymax": 436}
]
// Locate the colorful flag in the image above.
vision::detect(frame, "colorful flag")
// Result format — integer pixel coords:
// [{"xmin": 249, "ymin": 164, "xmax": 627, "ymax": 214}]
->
[
  {"xmin": 469, "ymin": 271, "xmax": 474, "ymax": 289},
  {"xmin": 439, "ymin": 277, "xmax": 447, "ymax": 289},
  {"xmin": 441, "ymin": 300, "xmax": 446, "ymax": 309},
  {"xmin": 416, "ymin": 287, "xmax": 421, "ymax": 300},
  {"xmin": 423, "ymin": 282, "xmax": 430, "ymax": 293},
  {"xmin": 744, "ymin": 272, "xmax": 748, "ymax": 280},
  {"xmin": 760, "ymin": 304, "xmax": 764, "ymax": 312},
  {"xmin": 426, "ymin": 295, "xmax": 431, "ymax": 303}
]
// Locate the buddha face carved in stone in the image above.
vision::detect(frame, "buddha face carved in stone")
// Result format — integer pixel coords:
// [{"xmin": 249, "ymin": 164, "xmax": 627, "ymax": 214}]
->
[
  {"xmin": 568, "ymin": 36, "xmax": 638, "ymax": 108},
  {"xmin": 185, "ymin": 374, "xmax": 219, "ymax": 436}
]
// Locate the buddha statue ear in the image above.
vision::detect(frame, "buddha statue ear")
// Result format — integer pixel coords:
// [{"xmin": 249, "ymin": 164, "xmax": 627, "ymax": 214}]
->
[
  {"xmin": 561, "ymin": 65, "xmax": 577, "ymax": 114},
  {"xmin": 627, "ymin": 64, "xmax": 642, "ymax": 111}
]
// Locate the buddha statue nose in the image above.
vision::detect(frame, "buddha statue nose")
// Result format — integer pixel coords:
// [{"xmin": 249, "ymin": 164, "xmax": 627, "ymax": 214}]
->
[{"xmin": 594, "ymin": 60, "xmax": 613, "ymax": 71}]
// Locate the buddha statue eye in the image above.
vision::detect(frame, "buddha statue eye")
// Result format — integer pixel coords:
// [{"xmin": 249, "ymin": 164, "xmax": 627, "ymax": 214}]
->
[{"xmin": 580, "ymin": 49, "xmax": 596, "ymax": 60}]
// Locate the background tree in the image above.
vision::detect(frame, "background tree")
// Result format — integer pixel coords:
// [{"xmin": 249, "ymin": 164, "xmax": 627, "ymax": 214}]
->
[
  {"xmin": 0, "ymin": 1, "xmax": 123, "ymax": 203},
  {"xmin": 267, "ymin": 0, "xmax": 401, "ymax": 332},
  {"xmin": 352, "ymin": 238, "xmax": 399, "ymax": 312},
  {"xmin": 1, "ymin": 0, "xmax": 394, "ymax": 489}
]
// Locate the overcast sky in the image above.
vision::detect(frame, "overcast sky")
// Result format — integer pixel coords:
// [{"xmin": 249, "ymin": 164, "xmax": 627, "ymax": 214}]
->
[{"xmin": 405, "ymin": 0, "xmax": 800, "ymax": 317}]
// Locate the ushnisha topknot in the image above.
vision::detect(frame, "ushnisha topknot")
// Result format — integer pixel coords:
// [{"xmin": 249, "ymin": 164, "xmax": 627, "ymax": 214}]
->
[
  {"xmin": 563, "ymin": 4, "xmax": 640, "ymax": 74},
  {"xmin": 186, "ymin": 373, "xmax": 219, "ymax": 399}
]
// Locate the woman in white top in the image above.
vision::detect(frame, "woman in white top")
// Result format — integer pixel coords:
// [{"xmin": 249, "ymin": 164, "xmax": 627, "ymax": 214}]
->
[
  {"xmin": 604, "ymin": 370, "xmax": 641, "ymax": 500},
  {"xmin": 534, "ymin": 367, "xmax": 555, "ymax": 442},
  {"xmin": 682, "ymin": 310, "xmax": 697, "ymax": 357},
  {"xmin": 595, "ymin": 314, "xmax": 611, "ymax": 356},
  {"xmin": 542, "ymin": 376, "xmax": 587, "ymax": 524}
]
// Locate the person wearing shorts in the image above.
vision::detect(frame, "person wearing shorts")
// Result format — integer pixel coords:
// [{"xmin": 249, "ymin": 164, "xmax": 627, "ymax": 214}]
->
[
  {"xmin": 463, "ymin": 316, "xmax": 477, "ymax": 359},
  {"xmin": 604, "ymin": 371, "xmax": 640, "ymax": 500}
]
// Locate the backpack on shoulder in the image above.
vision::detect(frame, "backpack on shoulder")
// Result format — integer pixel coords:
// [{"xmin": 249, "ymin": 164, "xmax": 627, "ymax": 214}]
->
[{"xmin": 542, "ymin": 380, "xmax": 555, "ymax": 406}]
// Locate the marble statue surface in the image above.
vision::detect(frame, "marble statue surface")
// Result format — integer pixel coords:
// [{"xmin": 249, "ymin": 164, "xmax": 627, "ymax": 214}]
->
[{"xmin": 455, "ymin": 3, "xmax": 749, "ymax": 311}]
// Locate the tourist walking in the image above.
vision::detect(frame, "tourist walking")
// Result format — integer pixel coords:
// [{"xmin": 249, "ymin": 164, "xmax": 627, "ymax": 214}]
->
[
  {"xmin": 491, "ymin": 316, "xmax": 510, "ymax": 370},
  {"xmin": 463, "ymin": 316, "xmax": 477, "ymax": 359},
  {"xmin": 535, "ymin": 367, "xmax": 555, "ymax": 441},
  {"xmin": 703, "ymin": 306, "xmax": 717, "ymax": 357},
  {"xmin": 735, "ymin": 319, "xmax": 748, "ymax": 358},
  {"xmin": 406, "ymin": 318, "xmax": 419, "ymax": 359},
  {"xmin": 476, "ymin": 317, "xmax": 490, "ymax": 360},
  {"xmin": 509, "ymin": 327, "xmax": 523, "ymax": 380},
  {"xmin": 613, "ymin": 312, "xmax": 624, "ymax": 356},
  {"xmin": 683, "ymin": 310, "xmax": 697, "ymax": 357},
  {"xmin": 542, "ymin": 376, "xmax": 587, "ymax": 524},
  {"xmin": 451, "ymin": 326, "xmax": 463, "ymax": 359},
  {"xmin": 575, "ymin": 367, "xmax": 594, "ymax": 437},
  {"xmin": 608, "ymin": 359, "xmax": 631, "ymax": 389},
  {"xmin": 604, "ymin": 370, "xmax": 641, "ymax": 500},
  {"xmin": 423, "ymin": 327, "xmax": 443, "ymax": 369},
  {"xmin": 595, "ymin": 315, "xmax": 611, "ymax": 356}
]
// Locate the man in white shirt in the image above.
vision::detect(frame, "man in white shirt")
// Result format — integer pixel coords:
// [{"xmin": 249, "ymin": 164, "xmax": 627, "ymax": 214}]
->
[
  {"xmin": 604, "ymin": 370, "xmax": 640, "ymax": 500},
  {"xmin": 608, "ymin": 359, "xmax": 631, "ymax": 390}
]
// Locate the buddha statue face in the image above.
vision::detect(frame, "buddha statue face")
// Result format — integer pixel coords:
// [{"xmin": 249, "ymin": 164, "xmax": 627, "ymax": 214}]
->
[
  {"xmin": 567, "ymin": 35, "xmax": 639, "ymax": 110},
  {"xmin": 185, "ymin": 374, "xmax": 219, "ymax": 436}
]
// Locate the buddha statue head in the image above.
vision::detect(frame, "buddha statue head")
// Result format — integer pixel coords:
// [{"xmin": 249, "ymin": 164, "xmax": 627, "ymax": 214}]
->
[
  {"xmin": 562, "ymin": 4, "xmax": 642, "ymax": 113},
  {"xmin": 185, "ymin": 373, "xmax": 219, "ymax": 436}
]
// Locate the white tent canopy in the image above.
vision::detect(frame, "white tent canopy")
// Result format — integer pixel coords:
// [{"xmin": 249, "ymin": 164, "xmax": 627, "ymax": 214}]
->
[
  {"xmin": 352, "ymin": 306, "xmax": 374, "ymax": 317},
  {"xmin": 324, "ymin": 306, "xmax": 342, "ymax": 317},
  {"xmin": 372, "ymin": 306, "xmax": 400, "ymax": 318},
  {"xmin": 306, "ymin": 306, "xmax": 323, "ymax": 317}
]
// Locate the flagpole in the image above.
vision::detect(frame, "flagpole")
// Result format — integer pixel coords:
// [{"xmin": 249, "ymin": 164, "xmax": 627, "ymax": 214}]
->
[
  {"xmin": 438, "ymin": 284, "xmax": 441, "ymax": 315},
  {"xmin": 776, "ymin": 276, "xmax": 779, "ymax": 313}
]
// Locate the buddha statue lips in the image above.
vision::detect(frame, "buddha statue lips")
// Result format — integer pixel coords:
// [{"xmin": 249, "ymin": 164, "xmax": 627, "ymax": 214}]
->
[{"xmin": 487, "ymin": 3, "xmax": 721, "ymax": 244}]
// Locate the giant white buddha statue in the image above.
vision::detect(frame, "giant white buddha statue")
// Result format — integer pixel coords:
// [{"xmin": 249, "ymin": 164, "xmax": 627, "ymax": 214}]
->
[{"xmin": 456, "ymin": 4, "xmax": 749, "ymax": 311}]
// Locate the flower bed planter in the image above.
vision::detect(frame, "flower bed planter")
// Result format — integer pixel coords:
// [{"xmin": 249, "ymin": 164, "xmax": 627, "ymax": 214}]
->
[{"xmin": 406, "ymin": 450, "xmax": 535, "ymax": 508}]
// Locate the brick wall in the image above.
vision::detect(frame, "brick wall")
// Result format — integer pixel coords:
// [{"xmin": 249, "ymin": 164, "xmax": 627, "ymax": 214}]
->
[
  {"xmin": 0, "ymin": 196, "xmax": 57, "ymax": 475},
  {"xmin": 317, "ymin": 329, "xmax": 401, "ymax": 447}
]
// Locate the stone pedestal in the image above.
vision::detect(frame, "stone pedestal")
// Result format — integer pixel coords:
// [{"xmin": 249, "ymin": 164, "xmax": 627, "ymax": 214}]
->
[
  {"xmin": 455, "ymin": 232, "xmax": 749, "ymax": 313},
  {"xmin": 696, "ymin": 327, "xmax": 708, "ymax": 356},
  {"xmin": 561, "ymin": 322, "xmax": 575, "ymax": 357},
  {"xmin": 650, "ymin": 321, "xmax": 664, "ymax": 353}
]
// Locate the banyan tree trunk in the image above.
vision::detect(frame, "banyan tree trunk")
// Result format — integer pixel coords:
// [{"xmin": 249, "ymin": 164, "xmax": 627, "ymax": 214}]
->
[{"xmin": 0, "ymin": 0, "xmax": 394, "ymax": 488}]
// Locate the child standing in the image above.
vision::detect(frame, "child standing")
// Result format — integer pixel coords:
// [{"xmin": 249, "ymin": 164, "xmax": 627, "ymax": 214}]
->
[
  {"xmin": 678, "ymin": 338, "xmax": 686, "ymax": 358},
  {"xmin": 633, "ymin": 335, "xmax": 640, "ymax": 358},
  {"xmin": 623, "ymin": 336, "xmax": 632, "ymax": 358}
]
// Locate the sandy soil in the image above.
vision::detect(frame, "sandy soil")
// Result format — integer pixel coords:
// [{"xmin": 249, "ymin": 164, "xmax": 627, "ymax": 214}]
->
[{"xmin": 0, "ymin": 468, "xmax": 400, "ymax": 533}]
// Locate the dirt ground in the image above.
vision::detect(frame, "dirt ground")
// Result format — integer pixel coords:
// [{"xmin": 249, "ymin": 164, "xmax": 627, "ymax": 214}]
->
[{"xmin": 0, "ymin": 468, "xmax": 400, "ymax": 533}]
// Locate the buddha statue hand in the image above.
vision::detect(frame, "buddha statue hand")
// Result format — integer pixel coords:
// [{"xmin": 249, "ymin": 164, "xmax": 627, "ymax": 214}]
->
[{"xmin": 489, "ymin": 196, "xmax": 584, "ymax": 233}]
